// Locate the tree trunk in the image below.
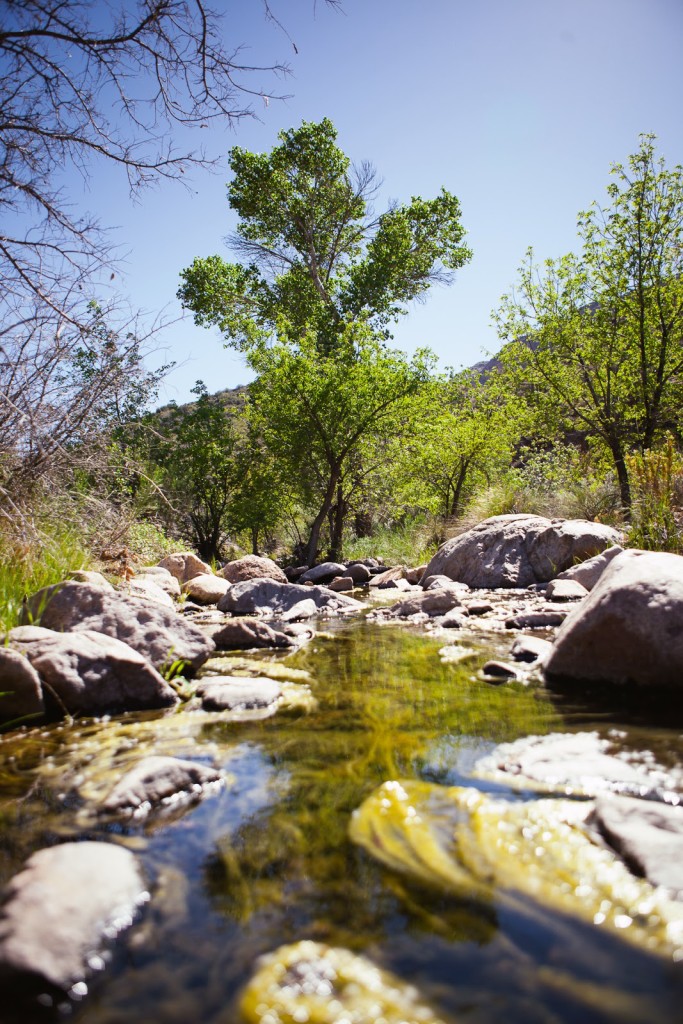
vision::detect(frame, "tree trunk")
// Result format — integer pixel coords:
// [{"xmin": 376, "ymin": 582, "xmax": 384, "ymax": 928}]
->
[
  {"xmin": 251, "ymin": 526, "xmax": 259, "ymax": 555},
  {"xmin": 607, "ymin": 436, "xmax": 632, "ymax": 513},
  {"xmin": 448, "ymin": 459, "xmax": 470, "ymax": 518},
  {"xmin": 328, "ymin": 482, "xmax": 346, "ymax": 561},
  {"xmin": 305, "ymin": 467, "xmax": 340, "ymax": 567}
]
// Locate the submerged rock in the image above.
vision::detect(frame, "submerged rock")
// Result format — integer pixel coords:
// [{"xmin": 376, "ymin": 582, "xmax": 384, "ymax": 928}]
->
[
  {"xmin": 239, "ymin": 940, "xmax": 446, "ymax": 1024},
  {"xmin": 22, "ymin": 581, "xmax": 214, "ymax": 675},
  {"xmin": 422, "ymin": 514, "xmax": 620, "ymax": 589},
  {"xmin": 101, "ymin": 755, "xmax": 223, "ymax": 816},
  {"xmin": 218, "ymin": 554, "xmax": 288, "ymax": 585},
  {"xmin": 589, "ymin": 794, "xmax": 683, "ymax": 896},
  {"xmin": 0, "ymin": 841, "xmax": 147, "ymax": 992},
  {"xmin": 544, "ymin": 549, "xmax": 683, "ymax": 691},
  {"xmin": 349, "ymin": 779, "xmax": 683, "ymax": 958},
  {"xmin": 195, "ymin": 676, "xmax": 282, "ymax": 712}
]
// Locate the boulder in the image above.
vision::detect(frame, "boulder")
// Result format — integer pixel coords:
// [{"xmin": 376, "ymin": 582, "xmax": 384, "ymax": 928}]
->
[
  {"xmin": 0, "ymin": 841, "xmax": 146, "ymax": 992},
  {"xmin": 101, "ymin": 756, "xmax": 223, "ymax": 816},
  {"xmin": 554, "ymin": 544, "xmax": 624, "ymax": 591},
  {"xmin": 158, "ymin": 551, "xmax": 212, "ymax": 583},
  {"xmin": 279, "ymin": 599, "xmax": 317, "ymax": 622},
  {"xmin": 297, "ymin": 562, "xmax": 347, "ymax": 585},
  {"xmin": 544, "ymin": 550, "xmax": 683, "ymax": 690},
  {"xmin": 23, "ymin": 581, "xmax": 214, "ymax": 675},
  {"xmin": 328, "ymin": 576, "xmax": 354, "ymax": 592},
  {"xmin": 406, "ymin": 564, "xmax": 428, "ymax": 585},
  {"xmin": 545, "ymin": 578, "xmax": 589, "ymax": 602},
  {"xmin": 589, "ymin": 795, "xmax": 683, "ymax": 895},
  {"xmin": 218, "ymin": 555, "xmax": 287, "ymax": 585},
  {"xmin": 217, "ymin": 579, "xmax": 363, "ymax": 618},
  {"xmin": 377, "ymin": 577, "xmax": 412, "ymax": 591},
  {"xmin": 8, "ymin": 625, "xmax": 178, "ymax": 715},
  {"xmin": 422, "ymin": 575, "xmax": 470, "ymax": 592},
  {"xmin": 0, "ymin": 648, "xmax": 45, "ymax": 722},
  {"xmin": 208, "ymin": 618, "xmax": 296, "ymax": 649},
  {"xmin": 117, "ymin": 576, "xmax": 175, "ymax": 608},
  {"xmin": 182, "ymin": 573, "xmax": 231, "ymax": 605},
  {"xmin": 388, "ymin": 589, "xmax": 464, "ymax": 619},
  {"xmin": 344, "ymin": 562, "xmax": 371, "ymax": 584},
  {"xmin": 510, "ymin": 635, "xmax": 553, "ymax": 664},
  {"xmin": 284, "ymin": 565, "xmax": 309, "ymax": 582},
  {"xmin": 69, "ymin": 570, "xmax": 113, "ymax": 589},
  {"xmin": 482, "ymin": 660, "xmax": 521, "ymax": 681},
  {"xmin": 368, "ymin": 566, "xmax": 405, "ymax": 588},
  {"xmin": 195, "ymin": 676, "xmax": 282, "ymax": 712},
  {"xmin": 422, "ymin": 514, "xmax": 621, "ymax": 589},
  {"xmin": 505, "ymin": 610, "xmax": 568, "ymax": 629},
  {"xmin": 135, "ymin": 569, "xmax": 181, "ymax": 599}
]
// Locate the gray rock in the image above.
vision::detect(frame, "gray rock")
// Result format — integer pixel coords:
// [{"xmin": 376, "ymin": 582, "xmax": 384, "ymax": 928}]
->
[
  {"xmin": 284, "ymin": 565, "xmax": 309, "ymax": 581},
  {"xmin": 589, "ymin": 795, "xmax": 683, "ymax": 895},
  {"xmin": 510, "ymin": 635, "xmax": 553, "ymax": 664},
  {"xmin": 298, "ymin": 561, "xmax": 347, "ymax": 584},
  {"xmin": 546, "ymin": 578, "xmax": 589, "ymax": 602},
  {"xmin": 117, "ymin": 576, "xmax": 175, "ymax": 608},
  {"xmin": 0, "ymin": 647, "xmax": 45, "ymax": 722},
  {"xmin": 545, "ymin": 550, "xmax": 683, "ymax": 690},
  {"xmin": 8, "ymin": 625, "xmax": 178, "ymax": 715},
  {"xmin": 138, "ymin": 565, "xmax": 174, "ymax": 577},
  {"xmin": 279, "ymin": 599, "xmax": 317, "ymax": 622},
  {"xmin": 422, "ymin": 575, "xmax": 470, "ymax": 592},
  {"xmin": 217, "ymin": 579, "xmax": 363, "ymax": 617},
  {"xmin": 101, "ymin": 756, "xmax": 223, "ymax": 816},
  {"xmin": 506, "ymin": 610, "xmax": 568, "ymax": 629},
  {"xmin": 23, "ymin": 581, "xmax": 214, "ymax": 675},
  {"xmin": 406, "ymin": 564, "xmax": 428, "ymax": 585},
  {"xmin": 347, "ymin": 558, "xmax": 380, "ymax": 568},
  {"xmin": 195, "ymin": 676, "xmax": 282, "ymax": 712},
  {"xmin": 218, "ymin": 555, "xmax": 288, "ymax": 585},
  {"xmin": 422, "ymin": 514, "xmax": 621, "ymax": 589},
  {"xmin": 441, "ymin": 610, "xmax": 466, "ymax": 629},
  {"xmin": 182, "ymin": 573, "xmax": 231, "ymax": 605},
  {"xmin": 69, "ymin": 570, "xmax": 113, "ymax": 589},
  {"xmin": 0, "ymin": 841, "xmax": 146, "ymax": 991},
  {"xmin": 368, "ymin": 566, "xmax": 405, "ymax": 588},
  {"xmin": 158, "ymin": 551, "xmax": 212, "ymax": 583},
  {"xmin": 378, "ymin": 577, "xmax": 412, "ymax": 591},
  {"xmin": 345, "ymin": 563, "xmax": 371, "ymax": 584},
  {"xmin": 389, "ymin": 589, "xmax": 464, "ymax": 618},
  {"xmin": 482, "ymin": 660, "xmax": 520, "ymax": 681},
  {"xmin": 135, "ymin": 569, "xmax": 181, "ymax": 599},
  {"xmin": 328, "ymin": 576, "xmax": 354, "ymax": 592},
  {"xmin": 555, "ymin": 544, "xmax": 624, "ymax": 591},
  {"xmin": 208, "ymin": 617, "xmax": 295, "ymax": 649},
  {"xmin": 463, "ymin": 600, "xmax": 494, "ymax": 615}
]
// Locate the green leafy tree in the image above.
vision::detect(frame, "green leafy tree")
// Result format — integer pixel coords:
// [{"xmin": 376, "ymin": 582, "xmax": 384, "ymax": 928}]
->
[
  {"xmin": 178, "ymin": 117, "xmax": 471, "ymax": 356},
  {"xmin": 495, "ymin": 136, "xmax": 683, "ymax": 511}
]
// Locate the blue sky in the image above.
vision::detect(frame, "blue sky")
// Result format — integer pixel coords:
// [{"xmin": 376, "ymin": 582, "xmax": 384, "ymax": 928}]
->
[{"xmin": 79, "ymin": 0, "xmax": 683, "ymax": 405}]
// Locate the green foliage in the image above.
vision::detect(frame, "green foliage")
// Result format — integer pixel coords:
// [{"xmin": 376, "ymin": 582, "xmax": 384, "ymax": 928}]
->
[
  {"xmin": 495, "ymin": 135, "xmax": 683, "ymax": 510},
  {"xmin": 0, "ymin": 526, "xmax": 90, "ymax": 633},
  {"xmin": 627, "ymin": 436, "xmax": 683, "ymax": 552},
  {"xmin": 342, "ymin": 515, "xmax": 443, "ymax": 567}
]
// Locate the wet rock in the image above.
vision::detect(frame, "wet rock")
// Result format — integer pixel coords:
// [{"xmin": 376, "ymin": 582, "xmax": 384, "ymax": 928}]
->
[
  {"xmin": 545, "ymin": 550, "xmax": 683, "ymax": 691},
  {"xmin": 0, "ymin": 841, "xmax": 147, "ymax": 992},
  {"xmin": 589, "ymin": 795, "xmax": 683, "ymax": 896},
  {"xmin": 69, "ymin": 570, "xmax": 113, "ymax": 589},
  {"xmin": 506, "ymin": 610, "xmax": 568, "ymax": 629},
  {"xmin": 182, "ymin": 573, "xmax": 230, "ymax": 605},
  {"xmin": 8, "ymin": 625, "xmax": 178, "ymax": 715},
  {"xmin": 368, "ymin": 566, "xmax": 405, "ymax": 588},
  {"xmin": 117, "ymin": 576, "xmax": 175, "ymax": 608},
  {"xmin": 344, "ymin": 562, "xmax": 371, "ymax": 584},
  {"xmin": 298, "ymin": 561, "xmax": 347, "ymax": 584},
  {"xmin": 217, "ymin": 579, "xmax": 363, "ymax": 617},
  {"xmin": 481, "ymin": 660, "xmax": 520, "ymax": 681},
  {"xmin": 279, "ymin": 599, "xmax": 317, "ymax": 622},
  {"xmin": 239, "ymin": 940, "xmax": 446, "ymax": 1024},
  {"xmin": 422, "ymin": 514, "xmax": 621, "ymax": 589},
  {"xmin": 196, "ymin": 676, "xmax": 281, "ymax": 712},
  {"xmin": 327, "ymin": 576, "xmax": 354, "ymax": 592},
  {"xmin": 510, "ymin": 635, "xmax": 553, "ymax": 664},
  {"xmin": 218, "ymin": 555, "xmax": 288, "ymax": 585},
  {"xmin": 0, "ymin": 647, "xmax": 45, "ymax": 722},
  {"xmin": 22, "ymin": 581, "xmax": 214, "ymax": 675},
  {"xmin": 101, "ymin": 756, "xmax": 223, "ymax": 816},
  {"xmin": 555, "ymin": 544, "xmax": 624, "ymax": 591},
  {"xmin": 158, "ymin": 551, "xmax": 212, "ymax": 583},
  {"xmin": 546, "ymin": 578, "xmax": 589, "ymax": 602},
  {"xmin": 208, "ymin": 618, "xmax": 295, "ymax": 649}
]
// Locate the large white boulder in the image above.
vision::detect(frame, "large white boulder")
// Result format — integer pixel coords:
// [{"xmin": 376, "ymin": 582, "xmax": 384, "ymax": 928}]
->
[
  {"xmin": 544, "ymin": 549, "xmax": 683, "ymax": 689},
  {"xmin": 423, "ymin": 514, "xmax": 621, "ymax": 589}
]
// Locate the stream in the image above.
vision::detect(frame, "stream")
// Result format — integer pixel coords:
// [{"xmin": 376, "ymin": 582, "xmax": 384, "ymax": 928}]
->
[{"xmin": 1, "ymin": 612, "xmax": 683, "ymax": 1023}]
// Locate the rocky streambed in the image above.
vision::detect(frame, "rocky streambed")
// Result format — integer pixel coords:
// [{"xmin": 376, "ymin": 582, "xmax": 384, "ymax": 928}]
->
[{"xmin": 1, "ymin": 515, "xmax": 683, "ymax": 1022}]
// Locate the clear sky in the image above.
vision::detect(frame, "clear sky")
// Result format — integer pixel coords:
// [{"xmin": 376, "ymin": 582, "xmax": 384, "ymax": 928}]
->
[{"xmin": 78, "ymin": 0, "xmax": 683, "ymax": 405}]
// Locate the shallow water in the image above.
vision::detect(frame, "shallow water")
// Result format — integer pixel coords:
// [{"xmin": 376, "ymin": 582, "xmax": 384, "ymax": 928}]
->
[{"xmin": 1, "ymin": 616, "xmax": 683, "ymax": 1022}]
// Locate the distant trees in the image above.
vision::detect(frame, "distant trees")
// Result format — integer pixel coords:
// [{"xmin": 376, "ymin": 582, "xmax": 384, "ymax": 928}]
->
[{"xmin": 496, "ymin": 136, "xmax": 683, "ymax": 511}]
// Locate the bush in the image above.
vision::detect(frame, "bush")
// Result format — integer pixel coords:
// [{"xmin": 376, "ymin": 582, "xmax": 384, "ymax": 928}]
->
[{"xmin": 627, "ymin": 437, "xmax": 683, "ymax": 553}]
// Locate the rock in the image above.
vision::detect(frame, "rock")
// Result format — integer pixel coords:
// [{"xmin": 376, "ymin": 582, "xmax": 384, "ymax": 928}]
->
[
  {"xmin": 117, "ymin": 576, "xmax": 175, "ymax": 608},
  {"xmin": 135, "ymin": 569, "xmax": 181, "ymax": 599},
  {"xmin": 422, "ymin": 574, "xmax": 470, "ymax": 592},
  {"xmin": 284, "ymin": 565, "xmax": 309, "ymax": 581},
  {"xmin": 158, "ymin": 551, "xmax": 212, "ymax": 583},
  {"xmin": 297, "ymin": 562, "xmax": 347, "ymax": 585},
  {"xmin": 0, "ymin": 647, "xmax": 45, "ymax": 722},
  {"xmin": 546, "ymin": 578, "xmax": 589, "ymax": 602},
  {"xmin": 368, "ymin": 566, "xmax": 405, "ymax": 588},
  {"xmin": 344, "ymin": 562, "xmax": 371, "ymax": 584},
  {"xmin": 23, "ymin": 581, "xmax": 214, "ymax": 675},
  {"xmin": 441, "ymin": 610, "xmax": 466, "ymax": 629},
  {"xmin": 208, "ymin": 618, "xmax": 296, "ymax": 649},
  {"xmin": 327, "ymin": 576, "xmax": 354, "ymax": 592},
  {"xmin": 182, "ymin": 573, "xmax": 231, "ymax": 605},
  {"xmin": 463, "ymin": 600, "xmax": 494, "ymax": 615},
  {"xmin": 555, "ymin": 544, "xmax": 624, "ymax": 591},
  {"xmin": 377, "ymin": 577, "xmax": 412, "ymax": 591},
  {"xmin": 389, "ymin": 589, "xmax": 464, "ymax": 618},
  {"xmin": 69, "ymin": 570, "xmax": 113, "ymax": 589},
  {"xmin": 0, "ymin": 841, "xmax": 146, "ymax": 992},
  {"xmin": 405, "ymin": 564, "xmax": 428, "ymax": 585},
  {"xmin": 8, "ymin": 625, "xmax": 178, "ymax": 715},
  {"xmin": 348, "ymin": 557, "xmax": 380, "ymax": 568},
  {"xmin": 482, "ymin": 660, "xmax": 520, "ymax": 681},
  {"xmin": 506, "ymin": 610, "xmax": 568, "ymax": 629},
  {"xmin": 510, "ymin": 635, "xmax": 553, "ymax": 664},
  {"xmin": 138, "ymin": 565, "xmax": 174, "ymax": 577},
  {"xmin": 589, "ymin": 795, "xmax": 683, "ymax": 895},
  {"xmin": 217, "ymin": 579, "xmax": 363, "ymax": 618},
  {"xmin": 422, "ymin": 514, "xmax": 621, "ymax": 589},
  {"xmin": 279, "ymin": 599, "xmax": 317, "ymax": 622},
  {"xmin": 544, "ymin": 550, "xmax": 683, "ymax": 690},
  {"xmin": 195, "ymin": 676, "xmax": 282, "ymax": 712},
  {"xmin": 218, "ymin": 555, "xmax": 288, "ymax": 585},
  {"xmin": 101, "ymin": 756, "xmax": 223, "ymax": 816}
]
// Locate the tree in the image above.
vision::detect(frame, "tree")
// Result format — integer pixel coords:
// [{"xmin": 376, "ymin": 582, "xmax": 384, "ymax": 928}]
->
[
  {"xmin": 247, "ymin": 325, "xmax": 434, "ymax": 563},
  {"xmin": 178, "ymin": 117, "xmax": 472, "ymax": 356},
  {"xmin": 495, "ymin": 136, "xmax": 683, "ymax": 510}
]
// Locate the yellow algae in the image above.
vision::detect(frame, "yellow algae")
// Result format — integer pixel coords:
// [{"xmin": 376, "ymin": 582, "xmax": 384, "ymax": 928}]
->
[
  {"xmin": 350, "ymin": 780, "xmax": 683, "ymax": 959},
  {"xmin": 202, "ymin": 656, "xmax": 313, "ymax": 684},
  {"xmin": 238, "ymin": 940, "xmax": 447, "ymax": 1024}
]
